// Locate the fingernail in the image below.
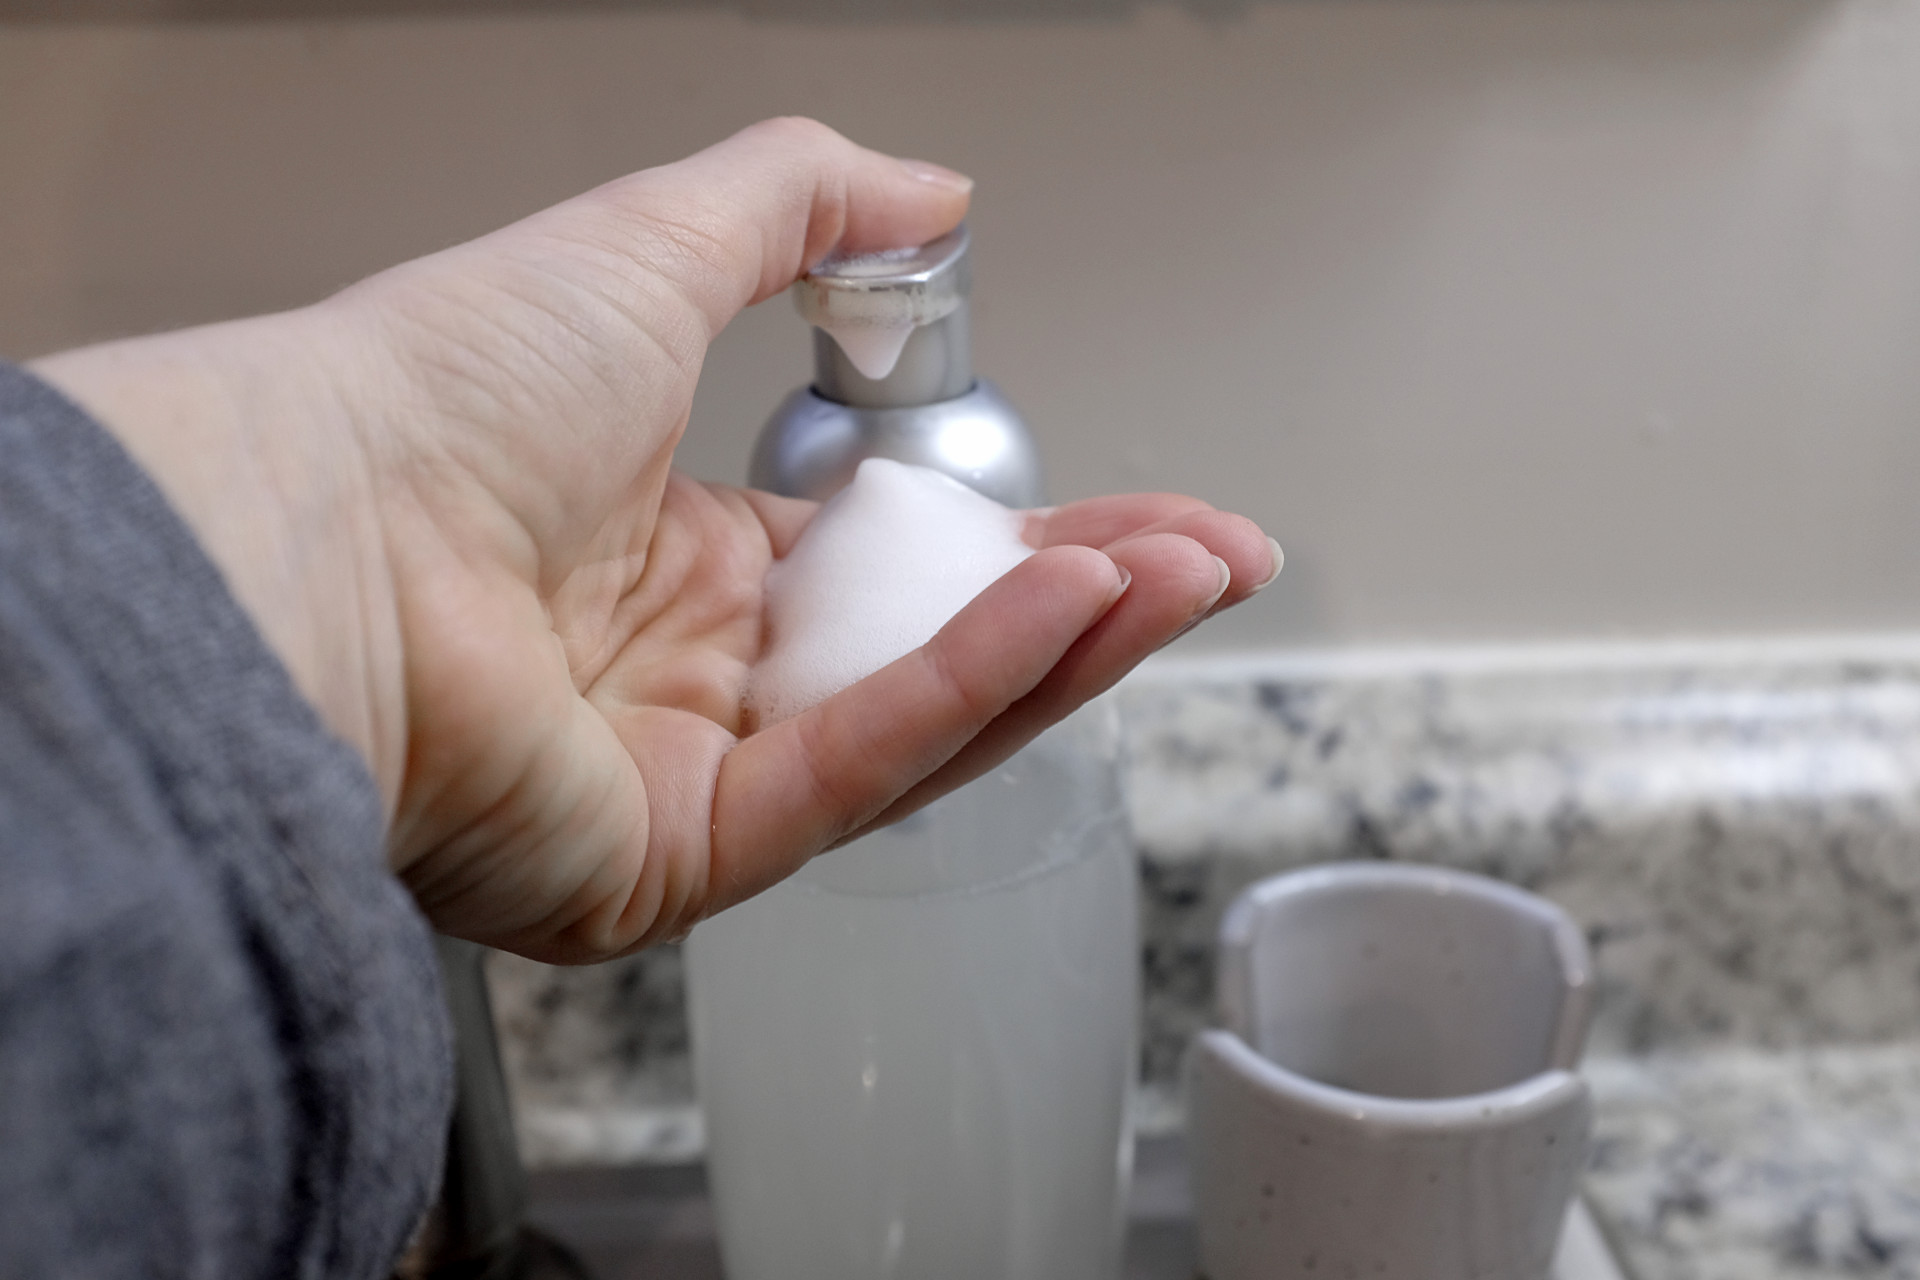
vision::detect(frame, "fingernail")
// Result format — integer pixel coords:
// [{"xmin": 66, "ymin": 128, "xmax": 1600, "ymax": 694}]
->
[
  {"xmin": 1250, "ymin": 538, "xmax": 1284, "ymax": 593},
  {"xmin": 1163, "ymin": 559, "xmax": 1233, "ymax": 655},
  {"xmin": 1198, "ymin": 555, "xmax": 1232, "ymax": 615},
  {"xmin": 1106, "ymin": 565, "xmax": 1133, "ymax": 607},
  {"xmin": 898, "ymin": 158, "xmax": 974, "ymax": 194}
]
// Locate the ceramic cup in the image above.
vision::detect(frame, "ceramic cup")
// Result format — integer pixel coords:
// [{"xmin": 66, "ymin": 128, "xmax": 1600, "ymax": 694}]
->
[{"xmin": 1188, "ymin": 863, "xmax": 1594, "ymax": 1280}]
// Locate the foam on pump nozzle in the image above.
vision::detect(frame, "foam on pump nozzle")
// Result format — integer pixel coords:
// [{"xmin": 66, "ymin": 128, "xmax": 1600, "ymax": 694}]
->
[
  {"xmin": 747, "ymin": 458, "xmax": 1035, "ymax": 728},
  {"xmin": 794, "ymin": 230, "xmax": 970, "ymax": 386},
  {"xmin": 800, "ymin": 247, "xmax": 925, "ymax": 379}
]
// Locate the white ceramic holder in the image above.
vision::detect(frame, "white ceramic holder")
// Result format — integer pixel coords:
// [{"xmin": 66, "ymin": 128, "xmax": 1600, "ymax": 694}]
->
[{"xmin": 1188, "ymin": 863, "xmax": 1595, "ymax": 1280}]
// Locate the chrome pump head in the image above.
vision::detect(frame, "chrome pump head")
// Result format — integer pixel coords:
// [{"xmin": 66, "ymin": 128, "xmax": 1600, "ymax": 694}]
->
[
  {"xmin": 798, "ymin": 225, "xmax": 974, "ymax": 409},
  {"xmin": 749, "ymin": 224, "xmax": 1044, "ymax": 508}
]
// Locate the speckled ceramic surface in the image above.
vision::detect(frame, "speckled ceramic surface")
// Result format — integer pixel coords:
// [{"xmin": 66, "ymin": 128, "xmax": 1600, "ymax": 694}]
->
[
  {"xmin": 1191, "ymin": 864, "xmax": 1595, "ymax": 1280},
  {"xmin": 491, "ymin": 640, "xmax": 1920, "ymax": 1278}
]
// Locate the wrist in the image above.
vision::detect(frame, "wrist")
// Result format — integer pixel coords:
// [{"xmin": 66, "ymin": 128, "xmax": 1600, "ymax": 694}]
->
[{"xmin": 30, "ymin": 309, "xmax": 408, "ymax": 813}]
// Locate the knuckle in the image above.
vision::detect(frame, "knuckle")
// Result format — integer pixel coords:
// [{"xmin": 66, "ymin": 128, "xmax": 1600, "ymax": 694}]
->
[
  {"xmin": 924, "ymin": 637, "xmax": 999, "ymax": 727},
  {"xmin": 744, "ymin": 115, "xmax": 844, "ymax": 151}
]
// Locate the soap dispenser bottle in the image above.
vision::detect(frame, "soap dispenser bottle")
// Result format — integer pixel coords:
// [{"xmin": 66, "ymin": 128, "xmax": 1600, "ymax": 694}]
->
[
  {"xmin": 746, "ymin": 226, "xmax": 1041, "ymax": 507},
  {"xmin": 683, "ymin": 227, "xmax": 1139, "ymax": 1280}
]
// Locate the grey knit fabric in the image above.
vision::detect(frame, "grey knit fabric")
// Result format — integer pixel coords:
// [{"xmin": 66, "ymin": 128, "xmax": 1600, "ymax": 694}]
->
[{"xmin": 0, "ymin": 364, "xmax": 451, "ymax": 1279}]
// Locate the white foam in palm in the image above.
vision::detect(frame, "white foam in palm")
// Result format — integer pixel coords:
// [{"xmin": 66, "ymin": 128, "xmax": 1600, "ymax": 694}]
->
[{"xmin": 749, "ymin": 458, "xmax": 1036, "ymax": 727}]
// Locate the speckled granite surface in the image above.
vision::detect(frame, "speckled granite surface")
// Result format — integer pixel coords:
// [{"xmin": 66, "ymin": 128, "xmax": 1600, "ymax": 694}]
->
[
  {"xmin": 1585, "ymin": 1043, "xmax": 1920, "ymax": 1278},
  {"xmin": 492, "ymin": 641, "xmax": 1920, "ymax": 1278}
]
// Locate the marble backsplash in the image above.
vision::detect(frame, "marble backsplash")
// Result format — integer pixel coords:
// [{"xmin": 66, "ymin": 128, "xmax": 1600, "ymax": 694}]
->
[{"xmin": 489, "ymin": 639, "xmax": 1920, "ymax": 1278}]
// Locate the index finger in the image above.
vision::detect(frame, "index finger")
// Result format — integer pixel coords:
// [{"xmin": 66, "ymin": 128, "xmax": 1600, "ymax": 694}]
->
[{"xmin": 1026, "ymin": 493, "xmax": 1216, "ymax": 550}]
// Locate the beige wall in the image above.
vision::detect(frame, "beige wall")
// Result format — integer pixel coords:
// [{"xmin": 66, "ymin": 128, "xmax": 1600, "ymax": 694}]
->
[{"xmin": 4, "ymin": 1, "xmax": 1918, "ymax": 650}]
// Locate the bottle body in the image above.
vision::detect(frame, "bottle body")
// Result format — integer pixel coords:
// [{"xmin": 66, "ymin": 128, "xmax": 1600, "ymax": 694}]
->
[
  {"xmin": 685, "ymin": 223, "xmax": 1137, "ymax": 1280},
  {"xmin": 685, "ymin": 707, "xmax": 1137, "ymax": 1280},
  {"xmin": 748, "ymin": 380, "xmax": 1044, "ymax": 510}
]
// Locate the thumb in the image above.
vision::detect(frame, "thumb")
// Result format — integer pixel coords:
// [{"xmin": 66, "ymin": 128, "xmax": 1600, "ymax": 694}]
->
[
  {"xmin": 325, "ymin": 117, "xmax": 970, "ymax": 553},
  {"xmin": 529, "ymin": 116, "xmax": 973, "ymax": 339}
]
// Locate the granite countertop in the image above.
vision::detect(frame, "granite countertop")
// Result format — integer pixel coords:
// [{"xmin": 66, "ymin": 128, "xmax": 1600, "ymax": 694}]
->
[
  {"xmin": 1584, "ymin": 1044, "xmax": 1920, "ymax": 1277},
  {"xmin": 524, "ymin": 1136, "xmax": 1632, "ymax": 1280},
  {"xmin": 491, "ymin": 639, "xmax": 1920, "ymax": 1280},
  {"xmin": 522, "ymin": 1137, "xmax": 1210, "ymax": 1280}
]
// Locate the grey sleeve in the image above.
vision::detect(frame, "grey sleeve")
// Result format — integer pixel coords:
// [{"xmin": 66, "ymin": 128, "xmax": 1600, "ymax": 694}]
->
[{"xmin": 0, "ymin": 364, "xmax": 452, "ymax": 1280}]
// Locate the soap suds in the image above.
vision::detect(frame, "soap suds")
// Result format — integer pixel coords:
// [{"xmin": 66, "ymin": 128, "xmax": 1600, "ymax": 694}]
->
[
  {"xmin": 819, "ymin": 246, "xmax": 922, "ymax": 277},
  {"xmin": 749, "ymin": 458, "xmax": 1035, "ymax": 727}
]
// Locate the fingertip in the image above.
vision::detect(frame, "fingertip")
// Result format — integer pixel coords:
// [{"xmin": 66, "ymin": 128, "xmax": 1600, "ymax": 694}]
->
[
  {"xmin": 1203, "ymin": 555, "xmax": 1232, "ymax": 614},
  {"xmin": 896, "ymin": 158, "xmax": 975, "ymax": 195},
  {"xmin": 602, "ymin": 117, "xmax": 972, "ymax": 325},
  {"xmin": 1160, "ymin": 510, "xmax": 1275, "ymax": 608},
  {"xmin": 1000, "ymin": 544, "xmax": 1131, "ymax": 633},
  {"xmin": 838, "ymin": 154, "xmax": 972, "ymax": 257},
  {"xmin": 1252, "ymin": 536, "xmax": 1284, "ymax": 592}
]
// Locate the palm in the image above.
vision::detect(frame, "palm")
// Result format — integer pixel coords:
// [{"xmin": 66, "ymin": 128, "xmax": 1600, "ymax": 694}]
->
[
  {"xmin": 390, "ymin": 427, "xmax": 1267, "ymax": 963},
  {"xmin": 386, "ymin": 451, "xmax": 771, "ymax": 959}
]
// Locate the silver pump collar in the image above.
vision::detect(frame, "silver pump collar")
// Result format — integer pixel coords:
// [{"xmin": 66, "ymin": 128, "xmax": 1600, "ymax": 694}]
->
[
  {"xmin": 794, "ymin": 225, "xmax": 971, "ymax": 331},
  {"xmin": 795, "ymin": 225, "xmax": 974, "ymax": 409}
]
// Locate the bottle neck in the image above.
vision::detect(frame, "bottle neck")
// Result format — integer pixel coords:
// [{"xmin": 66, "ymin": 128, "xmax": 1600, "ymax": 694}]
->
[{"xmin": 812, "ymin": 302, "xmax": 973, "ymax": 409}]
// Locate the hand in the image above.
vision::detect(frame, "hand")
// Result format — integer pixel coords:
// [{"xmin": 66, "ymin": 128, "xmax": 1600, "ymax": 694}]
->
[{"xmin": 33, "ymin": 119, "xmax": 1277, "ymax": 963}]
